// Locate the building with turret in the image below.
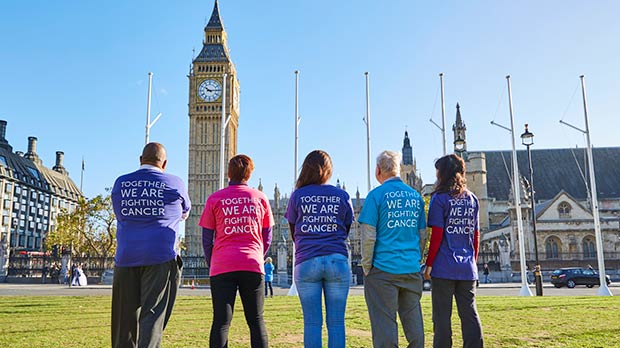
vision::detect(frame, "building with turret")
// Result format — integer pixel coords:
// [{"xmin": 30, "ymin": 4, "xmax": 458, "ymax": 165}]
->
[
  {"xmin": 0, "ymin": 120, "xmax": 82, "ymax": 280},
  {"xmin": 448, "ymin": 104, "xmax": 620, "ymax": 274}
]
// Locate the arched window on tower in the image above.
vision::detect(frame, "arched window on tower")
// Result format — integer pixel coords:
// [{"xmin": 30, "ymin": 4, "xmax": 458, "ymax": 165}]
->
[
  {"xmin": 545, "ymin": 237, "xmax": 561, "ymax": 259},
  {"xmin": 582, "ymin": 236, "xmax": 596, "ymax": 259},
  {"xmin": 558, "ymin": 201, "xmax": 572, "ymax": 218}
]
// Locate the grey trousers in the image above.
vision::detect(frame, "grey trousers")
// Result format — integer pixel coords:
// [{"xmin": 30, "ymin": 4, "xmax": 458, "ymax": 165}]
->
[
  {"xmin": 111, "ymin": 256, "xmax": 183, "ymax": 348},
  {"xmin": 431, "ymin": 278, "xmax": 483, "ymax": 348},
  {"xmin": 364, "ymin": 267, "xmax": 425, "ymax": 348}
]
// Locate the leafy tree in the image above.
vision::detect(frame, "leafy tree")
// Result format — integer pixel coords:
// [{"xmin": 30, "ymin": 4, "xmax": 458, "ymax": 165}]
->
[{"xmin": 45, "ymin": 192, "xmax": 116, "ymax": 258}]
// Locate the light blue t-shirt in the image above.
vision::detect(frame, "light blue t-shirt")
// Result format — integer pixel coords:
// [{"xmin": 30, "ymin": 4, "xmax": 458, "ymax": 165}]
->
[{"xmin": 358, "ymin": 177, "xmax": 426, "ymax": 274}]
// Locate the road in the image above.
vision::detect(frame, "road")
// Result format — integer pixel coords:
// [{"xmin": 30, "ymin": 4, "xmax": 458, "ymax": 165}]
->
[{"xmin": 0, "ymin": 282, "xmax": 618, "ymax": 297}]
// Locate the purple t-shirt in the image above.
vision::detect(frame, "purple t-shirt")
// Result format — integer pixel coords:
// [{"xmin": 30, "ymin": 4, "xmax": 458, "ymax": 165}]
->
[
  {"xmin": 112, "ymin": 167, "xmax": 191, "ymax": 267},
  {"xmin": 427, "ymin": 190, "xmax": 479, "ymax": 280},
  {"xmin": 285, "ymin": 184, "xmax": 354, "ymax": 265}
]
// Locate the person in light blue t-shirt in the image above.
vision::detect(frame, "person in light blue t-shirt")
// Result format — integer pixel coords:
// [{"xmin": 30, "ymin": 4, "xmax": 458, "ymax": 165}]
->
[{"xmin": 359, "ymin": 150, "xmax": 427, "ymax": 348}]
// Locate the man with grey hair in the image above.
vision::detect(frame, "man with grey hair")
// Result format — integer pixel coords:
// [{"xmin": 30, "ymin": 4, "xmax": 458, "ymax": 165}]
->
[{"xmin": 359, "ymin": 150, "xmax": 427, "ymax": 348}]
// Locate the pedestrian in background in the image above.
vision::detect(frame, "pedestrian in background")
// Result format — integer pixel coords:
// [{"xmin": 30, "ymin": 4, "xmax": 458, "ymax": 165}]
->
[
  {"xmin": 111, "ymin": 142, "xmax": 190, "ymax": 348},
  {"xmin": 359, "ymin": 150, "xmax": 427, "ymax": 348},
  {"xmin": 285, "ymin": 150, "xmax": 354, "ymax": 348},
  {"xmin": 200, "ymin": 154, "xmax": 273, "ymax": 348},
  {"xmin": 264, "ymin": 257, "xmax": 274, "ymax": 298},
  {"xmin": 483, "ymin": 263, "xmax": 490, "ymax": 284},
  {"xmin": 424, "ymin": 154, "xmax": 483, "ymax": 348}
]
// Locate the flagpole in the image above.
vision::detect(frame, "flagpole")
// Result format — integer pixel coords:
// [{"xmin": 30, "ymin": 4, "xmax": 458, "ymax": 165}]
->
[
  {"xmin": 219, "ymin": 73, "xmax": 230, "ymax": 190},
  {"xmin": 440, "ymin": 73, "xmax": 447, "ymax": 155},
  {"xmin": 364, "ymin": 72, "xmax": 372, "ymax": 192},
  {"xmin": 288, "ymin": 70, "xmax": 300, "ymax": 296},
  {"xmin": 145, "ymin": 72, "xmax": 153, "ymax": 145},
  {"xmin": 80, "ymin": 157, "xmax": 84, "ymax": 193},
  {"xmin": 506, "ymin": 75, "xmax": 532, "ymax": 296}
]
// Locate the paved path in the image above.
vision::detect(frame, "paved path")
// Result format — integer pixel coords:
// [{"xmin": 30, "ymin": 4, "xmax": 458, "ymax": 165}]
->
[{"xmin": 0, "ymin": 283, "xmax": 618, "ymax": 297}]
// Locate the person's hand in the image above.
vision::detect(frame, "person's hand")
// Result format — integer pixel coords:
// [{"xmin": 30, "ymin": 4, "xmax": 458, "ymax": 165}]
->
[
  {"xmin": 423, "ymin": 266, "xmax": 432, "ymax": 280},
  {"xmin": 363, "ymin": 266, "xmax": 371, "ymax": 277}
]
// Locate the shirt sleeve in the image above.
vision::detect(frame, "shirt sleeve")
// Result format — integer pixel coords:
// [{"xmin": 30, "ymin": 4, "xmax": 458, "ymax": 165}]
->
[
  {"xmin": 202, "ymin": 227, "xmax": 214, "ymax": 266},
  {"xmin": 358, "ymin": 191, "xmax": 378, "ymax": 227},
  {"xmin": 418, "ymin": 196, "xmax": 427, "ymax": 230},
  {"xmin": 427, "ymin": 194, "xmax": 446, "ymax": 229},
  {"xmin": 284, "ymin": 190, "xmax": 297, "ymax": 224},
  {"xmin": 343, "ymin": 193, "xmax": 355, "ymax": 226},
  {"xmin": 179, "ymin": 178, "xmax": 191, "ymax": 216},
  {"xmin": 262, "ymin": 193, "xmax": 275, "ymax": 228},
  {"xmin": 199, "ymin": 197, "xmax": 216, "ymax": 229},
  {"xmin": 361, "ymin": 223, "xmax": 377, "ymax": 275},
  {"xmin": 426, "ymin": 226, "xmax": 444, "ymax": 267}
]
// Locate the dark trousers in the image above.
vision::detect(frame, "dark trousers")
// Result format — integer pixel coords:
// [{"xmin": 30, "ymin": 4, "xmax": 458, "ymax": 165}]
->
[
  {"xmin": 431, "ymin": 278, "xmax": 483, "ymax": 348},
  {"xmin": 364, "ymin": 268, "xmax": 424, "ymax": 348},
  {"xmin": 111, "ymin": 256, "xmax": 182, "ymax": 348},
  {"xmin": 210, "ymin": 271, "xmax": 268, "ymax": 348},
  {"xmin": 264, "ymin": 281, "xmax": 273, "ymax": 297}
]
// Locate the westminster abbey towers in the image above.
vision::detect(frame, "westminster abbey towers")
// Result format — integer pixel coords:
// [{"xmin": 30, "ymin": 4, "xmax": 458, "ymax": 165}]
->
[{"xmin": 186, "ymin": 0, "xmax": 240, "ymax": 256}]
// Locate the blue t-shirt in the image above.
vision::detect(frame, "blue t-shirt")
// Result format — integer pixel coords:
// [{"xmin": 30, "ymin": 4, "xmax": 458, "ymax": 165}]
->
[
  {"xmin": 285, "ymin": 184, "xmax": 354, "ymax": 265},
  {"xmin": 358, "ymin": 177, "xmax": 426, "ymax": 274},
  {"xmin": 427, "ymin": 191, "xmax": 479, "ymax": 280},
  {"xmin": 112, "ymin": 167, "xmax": 191, "ymax": 267},
  {"xmin": 264, "ymin": 262, "xmax": 274, "ymax": 282}
]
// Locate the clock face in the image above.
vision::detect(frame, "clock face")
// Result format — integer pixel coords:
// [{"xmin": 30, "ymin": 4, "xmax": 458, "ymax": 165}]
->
[{"xmin": 198, "ymin": 79, "xmax": 222, "ymax": 102}]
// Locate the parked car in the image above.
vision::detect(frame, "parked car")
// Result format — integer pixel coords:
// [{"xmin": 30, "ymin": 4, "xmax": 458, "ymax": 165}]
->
[
  {"xmin": 100, "ymin": 269, "xmax": 114, "ymax": 285},
  {"xmin": 550, "ymin": 267, "xmax": 611, "ymax": 288}
]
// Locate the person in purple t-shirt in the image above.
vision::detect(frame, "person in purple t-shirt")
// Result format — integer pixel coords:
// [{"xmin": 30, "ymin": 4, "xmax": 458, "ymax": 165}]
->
[
  {"xmin": 110, "ymin": 143, "xmax": 191, "ymax": 348},
  {"xmin": 424, "ymin": 154, "xmax": 483, "ymax": 348},
  {"xmin": 285, "ymin": 150, "xmax": 354, "ymax": 348}
]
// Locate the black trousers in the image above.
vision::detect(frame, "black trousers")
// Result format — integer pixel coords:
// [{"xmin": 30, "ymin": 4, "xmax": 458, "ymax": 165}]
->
[
  {"xmin": 431, "ymin": 278, "xmax": 483, "ymax": 348},
  {"xmin": 111, "ymin": 256, "xmax": 182, "ymax": 348},
  {"xmin": 264, "ymin": 281, "xmax": 273, "ymax": 297},
  {"xmin": 210, "ymin": 271, "xmax": 268, "ymax": 348}
]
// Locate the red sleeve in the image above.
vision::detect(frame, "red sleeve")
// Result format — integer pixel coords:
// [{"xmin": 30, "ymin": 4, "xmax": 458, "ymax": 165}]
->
[
  {"xmin": 473, "ymin": 229, "xmax": 480, "ymax": 262},
  {"xmin": 425, "ymin": 226, "xmax": 444, "ymax": 267}
]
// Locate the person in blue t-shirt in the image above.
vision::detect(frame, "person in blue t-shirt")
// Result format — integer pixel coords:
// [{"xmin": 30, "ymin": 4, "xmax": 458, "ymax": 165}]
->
[
  {"xmin": 110, "ymin": 142, "xmax": 191, "ymax": 348},
  {"xmin": 264, "ymin": 257, "xmax": 274, "ymax": 298},
  {"xmin": 285, "ymin": 150, "xmax": 354, "ymax": 348},
  {"xmin": 424, "ymin": 154, "xmax": 483, "ymax": 348},
  {"xmin": 359, "ymin": 150, "xmax": 427, "ymax": 348}
]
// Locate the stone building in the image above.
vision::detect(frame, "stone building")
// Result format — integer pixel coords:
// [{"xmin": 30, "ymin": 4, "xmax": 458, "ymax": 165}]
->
[
  {"xmin": 0, "ymin": 120, "xmax": 82, "ymax": 280},
  {"xmin": 449, "ymin": 105, "xmax": 620, "ymax": 273},
  {"xmin": 185, "ymin": 0, "xmax": 241, "ymax": 256},
  {"xmin": 400, "ymin": 131, "xmax": 423, "ymax": 192}
]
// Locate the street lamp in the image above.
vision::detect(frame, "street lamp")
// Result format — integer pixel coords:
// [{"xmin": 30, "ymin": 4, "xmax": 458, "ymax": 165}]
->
[{"xmin": 521, "ymin": 124, "xmax": 543, "ymax": 296}]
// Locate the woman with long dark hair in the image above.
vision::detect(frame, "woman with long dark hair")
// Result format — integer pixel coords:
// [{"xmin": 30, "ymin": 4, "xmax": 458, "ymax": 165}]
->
[
  {"xmin": 424, "ymin": 154, "xmax": 483, "ymax": 348},
  {"xmin": 285, "ymin": 150, "xmax": 354, "ymax": 348}
]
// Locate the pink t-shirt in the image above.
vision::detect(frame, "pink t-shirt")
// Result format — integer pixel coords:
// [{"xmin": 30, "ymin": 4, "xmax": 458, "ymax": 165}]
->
[{"xmin": 199, "ymin": 185, "xmax": 274, "ymax": 277}]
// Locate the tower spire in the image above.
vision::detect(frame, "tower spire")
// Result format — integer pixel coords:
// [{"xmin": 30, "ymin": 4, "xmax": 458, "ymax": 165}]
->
[
  {"xmin": 402, "ymin": 130, "xmax": 413, "ymax": 165},
  {"xmin": 205, "ymin": 0, "xmax": 223, "ymax": 30}
]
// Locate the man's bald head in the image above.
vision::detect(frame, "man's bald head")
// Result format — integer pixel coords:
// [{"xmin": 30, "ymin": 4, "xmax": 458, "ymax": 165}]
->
[{"xmin": 140, "ymin": 142, "xmax": 167, "ymax": 170}]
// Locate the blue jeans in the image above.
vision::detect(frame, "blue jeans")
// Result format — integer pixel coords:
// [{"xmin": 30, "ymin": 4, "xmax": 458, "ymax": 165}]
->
[{"xmin": 294, "ymin": 253, "xmax": 350, "ymax": 348}]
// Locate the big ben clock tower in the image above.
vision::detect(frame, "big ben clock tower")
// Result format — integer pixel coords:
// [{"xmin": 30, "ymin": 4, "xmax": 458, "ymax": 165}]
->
[{"xmin": 186, "ymin": 0, "xmax": 240, "ymax": 257}]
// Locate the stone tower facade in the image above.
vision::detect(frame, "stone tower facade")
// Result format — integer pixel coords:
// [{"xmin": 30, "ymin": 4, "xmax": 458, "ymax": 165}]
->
[
  {"xmin": 452, "ymin": 103, "xmax": 467, "ymax": 155},
  {"xmin": 185, "ymin": 0, "xmax": 241, "ymax": 256},
  {"xmin": 400, "ymin": 131, "xmax": 423, "ymax": 192}
]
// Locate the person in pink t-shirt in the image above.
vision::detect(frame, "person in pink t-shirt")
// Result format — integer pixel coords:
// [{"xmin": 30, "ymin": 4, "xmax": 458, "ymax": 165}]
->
[{"xmin": 199, "ymin": 154, "xmax": 274, "ymax": 348}]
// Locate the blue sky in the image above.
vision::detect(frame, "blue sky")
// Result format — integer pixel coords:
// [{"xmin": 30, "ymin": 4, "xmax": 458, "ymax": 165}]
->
[{"xmin": 1, "ymin": 0, "xmax": 619, "ymax": 200}]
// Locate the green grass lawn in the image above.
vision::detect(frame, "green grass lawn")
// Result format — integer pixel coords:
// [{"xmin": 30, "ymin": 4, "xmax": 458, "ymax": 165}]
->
[{"xmin": 0, "ymin": 295, "xmax": 619, "ymax": 347}]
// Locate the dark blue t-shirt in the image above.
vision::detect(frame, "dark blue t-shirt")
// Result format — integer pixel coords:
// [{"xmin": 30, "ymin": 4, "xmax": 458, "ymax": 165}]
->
[
  {"xmin": 112, "ymin": 167, "xmax": 191, "ymax": 267},
  {"xmin": 285, "ymin": 184, "xmax": 354, "ymax": 265},
  {"xmin": 427, "ymin": 191, "xmax": 479, "ymax": 280}
]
